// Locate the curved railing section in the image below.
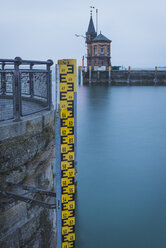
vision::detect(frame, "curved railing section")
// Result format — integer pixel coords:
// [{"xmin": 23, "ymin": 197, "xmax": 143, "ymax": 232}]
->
[{"xmin": 0, "ymin": 57, "xmax": 53, "ymax": 121}]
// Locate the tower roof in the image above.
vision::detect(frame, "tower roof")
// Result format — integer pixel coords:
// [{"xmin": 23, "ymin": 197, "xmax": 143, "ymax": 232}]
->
[
  {"xmin": 93, "ymin": 32, "xmax": 111, "ymax": 42},
  {"xmin": 86, "ymin": 16, "xmax": 96, "ymax": 34}
]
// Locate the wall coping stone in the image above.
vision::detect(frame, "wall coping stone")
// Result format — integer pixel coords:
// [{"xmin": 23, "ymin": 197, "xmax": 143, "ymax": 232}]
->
[{"xmin": 0, "ymin": 108, "xmax": 55, "ymax": 142}]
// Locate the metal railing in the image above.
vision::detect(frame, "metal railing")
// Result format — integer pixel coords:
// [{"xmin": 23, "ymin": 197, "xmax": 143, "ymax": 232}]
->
[{"xmin": 0, "ymin": 57, "xmax": 53, "ymax": 121}]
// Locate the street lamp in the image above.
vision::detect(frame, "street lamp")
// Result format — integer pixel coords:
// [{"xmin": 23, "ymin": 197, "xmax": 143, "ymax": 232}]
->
[
  {"xmin": 75, "ymin": 34, "xmax": 86, "ymax": 39},
  {"xmin": 75, "ymin": 34, "xmax": 86, "ymax": 67}
]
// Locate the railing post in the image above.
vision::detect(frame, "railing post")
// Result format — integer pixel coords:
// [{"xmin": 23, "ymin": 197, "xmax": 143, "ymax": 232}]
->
[
  {"xmin": 55, "ymin": 64, "xmax": 60, "ymax": 112},
  {"xmin": 47, "ymin": 60, "xmax": 53, "ymax": 110},
  {"xmin": 55, "ymin": 64, "xmax": 58, "ymax": 112},
  {"xmin": 1, "ymin": 62, "xmax": 6, "ymax": 95},
  {"xmin": 13, "ymin": 57, "xmax": 22, "ymax": 121},
  {"xmin": 30, "ymin": 63, "xmax": 34, "ymax": 97}
]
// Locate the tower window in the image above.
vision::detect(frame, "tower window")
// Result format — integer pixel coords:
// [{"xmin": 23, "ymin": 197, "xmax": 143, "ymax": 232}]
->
[
  {"xmin": 100, "ymin": 45, "xmax": 104, "ymax": 55},
  {"xmin": 90, "ymin": 46, "xmax": 92, "ymax": 56},
  {"xmin": 94, "ymin": 45, "xmax": 97, "ymax": 55},
  {"xmin": 107, "ymin": 46, "xmax": 110, "ymax": 56},
  {"xmin": 88, "ymin": 46, "xmax": 92, "ymax": 56}
]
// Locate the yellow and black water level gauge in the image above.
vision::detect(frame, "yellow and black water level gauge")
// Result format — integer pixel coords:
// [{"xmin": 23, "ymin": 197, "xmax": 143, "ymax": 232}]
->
[{"xmin": 55, "ymin": 59, "xmax": 77, "ymax": 248}]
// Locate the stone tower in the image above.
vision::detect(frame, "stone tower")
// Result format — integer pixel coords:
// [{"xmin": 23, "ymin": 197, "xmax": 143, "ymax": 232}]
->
[{"xmin": 86, "ymin": 14, "xmax": 112, "ymax": 69}]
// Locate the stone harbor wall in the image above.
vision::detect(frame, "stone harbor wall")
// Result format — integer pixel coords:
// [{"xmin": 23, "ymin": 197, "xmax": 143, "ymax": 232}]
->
[
  {"xmin": 0, "ymin": 109, "xmax": 56, "ymax": 248},
  {"xmin": 83, "ymin": 70, "xmax": 166, "ymax": 85}
]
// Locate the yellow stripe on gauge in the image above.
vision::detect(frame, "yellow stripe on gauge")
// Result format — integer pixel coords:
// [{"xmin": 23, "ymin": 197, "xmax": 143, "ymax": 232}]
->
[
  {"xmin": 68, "ymin": 201, "xmax": 75, "ymax": 210},
  {"xmin": 61, "ymin": 178, "xmax": 69, "ymax": 187},
  {"xmin": 67, "ymin": 92, "xmax": 74, "ymax": 101},
  {"xmin": 62, "ymin": 242, "xmax": 69, "ymax": 248},
  {"xmin": 68, "ymin": 168, "xmax": 75, "ymax": 178},
  {"xmin": 68, "ymin": 217, "xmax": 75, "ymax": 226},
  {"xmin": 62, "ymin": 226, "xmax": 69, "ymax": 236},
  {"xmin": 61, "ymin": 110, "xmax": 68, "ymax": 119},
  {"xmin": 62, "ymin": 194, "xmax": 69, "ymax": 203},
  {"xmin": 60, "ymin": 83, "xmax": 68, "ymax": 92},
  {"xmin": 61, "ymin": 144, "xmax": 68, "ymax": 154},
  {"xmin": 61, "ymin": 127, "xmax": 68, "ymax": 136},
  {"xmin": 60, "ymin": 101, "xmax": 68, "ymax": 110},
  {"xmin": 61, "ymin": 161, "xmax": 69, "ymax": 171},
  {"xmin": 67, "ymin": 135, "xmax": 74, "ymax": 144},
  {"xmin": 62, "ymin": 210, "xmax": 68, "ymax": 220}
]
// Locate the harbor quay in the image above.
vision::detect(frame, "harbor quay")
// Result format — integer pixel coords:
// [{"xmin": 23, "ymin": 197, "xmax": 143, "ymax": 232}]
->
[
  {"xmin": 0, "ymin": 58, "xmax": 56, "ymax": 247},
  {"xmin": 80, "ymin": 67, "xmax": 166, "ymax": 85}
]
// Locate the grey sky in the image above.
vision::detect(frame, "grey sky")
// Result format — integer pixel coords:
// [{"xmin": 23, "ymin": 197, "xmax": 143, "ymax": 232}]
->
[{"xmin": 0, "ymin": 0, "xmax": 166, "ymax": 67}]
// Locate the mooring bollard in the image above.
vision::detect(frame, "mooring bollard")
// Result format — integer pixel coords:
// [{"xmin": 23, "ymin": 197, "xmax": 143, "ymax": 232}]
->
[
  {"xmin": 154, "ymin": 66, "xmax": 158, "ymax": 85},
  {"xmin": 97, "ymin": 71, "xmax": 100, "ymax": 81},
  {"xmin": 78, "ymin": 66, "xmax": 81, "ymax": 85},
  {"xmin": 108, "ymin": 65, "xmax": 111, "ymax": 84},
  {"xmin": 128, "ymin": 66, "xmax": 131, "ymax": 85},
  {"xmin": 89, "ymin": 66, "xmax": 92, "ymax": 84}
]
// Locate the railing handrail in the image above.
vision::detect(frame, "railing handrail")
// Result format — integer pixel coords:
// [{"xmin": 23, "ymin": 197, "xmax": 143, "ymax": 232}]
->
[
  {"xmin": 0, "ymin": 69, "xmax": 48, "ymax": 72},
  {"xmin": 0, "ymin": 57, "xmax": 53, "ymax": 66}
]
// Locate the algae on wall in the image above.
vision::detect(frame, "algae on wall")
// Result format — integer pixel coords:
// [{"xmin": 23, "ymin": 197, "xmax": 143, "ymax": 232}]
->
[{"xmin": 0, "ymin": 109, "xmax": 56, "ymax": 248}]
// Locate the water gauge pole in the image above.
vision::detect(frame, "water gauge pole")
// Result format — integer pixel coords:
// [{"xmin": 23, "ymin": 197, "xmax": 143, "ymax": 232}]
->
[{"xmin": 55, "ymin": 59, "xmax": 77, "ymax": 248}]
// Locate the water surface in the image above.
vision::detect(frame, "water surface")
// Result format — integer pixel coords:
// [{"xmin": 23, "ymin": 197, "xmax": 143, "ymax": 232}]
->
[{"xmin": 76, "ymin": 86, "xmax": 166, "ymax": 248}]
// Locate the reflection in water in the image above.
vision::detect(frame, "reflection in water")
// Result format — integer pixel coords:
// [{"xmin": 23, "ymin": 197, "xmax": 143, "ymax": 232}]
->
[{"xmin": 76, "ymin": 85, "xmax": 166, "ymax": 248}]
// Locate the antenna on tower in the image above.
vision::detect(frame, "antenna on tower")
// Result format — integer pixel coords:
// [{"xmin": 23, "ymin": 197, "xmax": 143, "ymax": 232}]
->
[
  {"xmin": 96, "ymin": 9, "xmax": 98, "ymax": 35},
  {"xmin": 90, "ymin": 6, "xmax": 95, "ymax": 17},
  {"xmin": 90, "ymin": 6, "xmax": 98, "ymax": 34}
]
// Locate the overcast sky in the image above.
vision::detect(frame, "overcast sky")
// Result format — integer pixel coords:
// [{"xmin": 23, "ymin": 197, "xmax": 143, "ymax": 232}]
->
[{"xmin": 0, "ymin": 0, "xmax": 166, "ymax": 68}]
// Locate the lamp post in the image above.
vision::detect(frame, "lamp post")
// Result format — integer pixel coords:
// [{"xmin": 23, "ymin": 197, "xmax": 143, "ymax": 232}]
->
[
  {"xmin": 75, "ymin": 34, "xmax": 86, "ymax": 67},
  {"xmin": 75, "ymin": 34, "xmax": 86, "ymax": 39}
]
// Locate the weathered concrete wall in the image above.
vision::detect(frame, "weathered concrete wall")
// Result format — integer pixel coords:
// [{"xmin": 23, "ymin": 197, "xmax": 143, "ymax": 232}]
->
[
  {"xmin": 0, "ymin": 109, "xmax": 56, "ymax": 248},
  {"xmin": 83, "ymin": 70, "xmax": 166, "ymax": 85}
]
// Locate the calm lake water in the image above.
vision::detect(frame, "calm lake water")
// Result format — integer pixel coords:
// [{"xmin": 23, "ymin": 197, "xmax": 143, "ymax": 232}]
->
[{"xmin": 76, "ymin": 85, "xmax": 166, "ymax": 248}]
